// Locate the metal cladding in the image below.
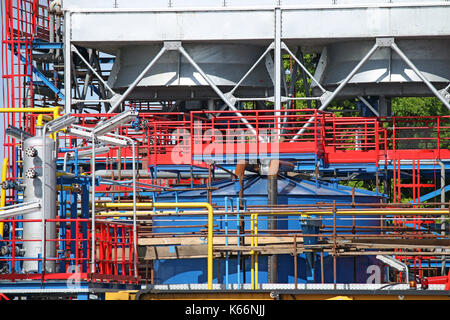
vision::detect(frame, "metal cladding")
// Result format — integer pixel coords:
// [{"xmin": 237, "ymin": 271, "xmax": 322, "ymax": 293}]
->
[
  {"xmin": 313, "ymin": 39, "xmax": 450, "ymax": 97},
  {"xmin": 107, "ymin": 44, "xmax": 274, "ymax": 100},
  {"xmin": 22, "ymin": 135, "xmax": 57, "ymax": 273}
]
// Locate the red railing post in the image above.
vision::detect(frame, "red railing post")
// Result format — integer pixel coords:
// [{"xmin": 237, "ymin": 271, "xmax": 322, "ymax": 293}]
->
[
  {"xmin": 437, "ymin": 116, "xmax": 440, "ymax": 158},
  {"xmin": 256, "ymin": 111, "xmax": 259, "ymax": 156},
  {"xmin": 375, "ymin": 120, "xmax": 379, "ymax": 163},
  {"xmin": 114, "ymin": 225, "xmax": 118, "ymax": 276},
  {"xmin": 11, "ymin": 220, "xmax": 15, "ymax": 275}
]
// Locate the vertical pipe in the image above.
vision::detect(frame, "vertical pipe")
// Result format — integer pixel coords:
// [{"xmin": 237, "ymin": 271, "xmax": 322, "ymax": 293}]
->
[
  {"xmin": 0, "ymin": 158, "xmax": 8, "ymax": 237},
  {"xmin": 132, "ymin": 140, "xmax": 137, "ymax": 277},
  {"xmin": 91, "ymin": 133, "xmax": 96, "ymax": 274},
  {"xmin": 224, "ymin": 197, "xmax": 229, "ymax": 289},
  {"xmin": 294, "ymin": 234, "xmax": 297, "ymax": 289},
  {"xmin": 320, "ymin": 250, "xmax": 324, "ymax": 284},
  {"xmin": 439, "ymin": 161, "xmax": 446, "ymax": 276},
  {"xmin": 251, "ymin": 213, "xmax": 255, "ymax": 290},
  {"xmin": 236, "ymin": 198, "xmax": 241, "ymax": 289},
  {"xmin": 267, "ymin": 160, "xmax": 279, "ymax": 283},
  {"xmin": 333, "ymin": 200, "xmax": 337, "ymax": 288},
  {"xmin": 63, "ymin": 11, "xmax": 71, "ymax": 114},
  {"xmin": 255, "ymin": 213, "xmax": 258, "ymax": 289}
]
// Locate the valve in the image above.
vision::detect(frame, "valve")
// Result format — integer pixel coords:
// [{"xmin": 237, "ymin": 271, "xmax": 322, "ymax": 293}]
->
[
  {"xmin": 25, "ymin": 168, "xmax": 37, "ymax": 179},
  {"xmin": 0, "ymin": 245, "xmax": 19, "ymax": 256},
  {"xmin": 0, "ymin": 246, "xmax": 9, "ymax": 256},
  {"xmin": 1, "ymin": 180, "xmax": 23, "ymax": 191},
  {"xmin": 1, "ymin": 180, "xmax": 14, "ymax": 190},
  {"xmin": 24, "ymin": 146, "xmax": 37, "ymax": 158}
]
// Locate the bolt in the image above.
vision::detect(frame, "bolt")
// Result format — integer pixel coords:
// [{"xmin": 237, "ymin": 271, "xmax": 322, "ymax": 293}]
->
[
  {"xmin": 24, "ymin": 146, "xmax": 37, "ymax": 158},
  {"xmin": 25, "ymin": 168, "xmax": 37, "ymax": 179}
]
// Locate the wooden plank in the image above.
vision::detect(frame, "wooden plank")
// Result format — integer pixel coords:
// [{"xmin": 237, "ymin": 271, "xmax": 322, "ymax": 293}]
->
[{"xmin": 139, "ymin": 236, "xmax": 303, "ymax": 246}]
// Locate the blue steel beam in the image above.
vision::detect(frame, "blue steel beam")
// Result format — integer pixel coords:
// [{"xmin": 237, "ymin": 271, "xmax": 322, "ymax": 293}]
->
[
  {"xmin": 409, "ymin": 185, "xmax": 450, "ymax": 204},
  {"xmin": 17, "ymin": 53, "xmax": 65, "ymax": 100},
  {"xmin": 32, "ymin": 42, "xmax": 64, "ymax": 50}
]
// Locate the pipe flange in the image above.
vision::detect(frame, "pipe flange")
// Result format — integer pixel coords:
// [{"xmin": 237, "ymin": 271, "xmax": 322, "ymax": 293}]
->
[
  {"xmin": 0, "ymin": 246, "xmax": 8, "ymax": 256},
  {"xmin": 25, "ymin": 169, "xmax": 37, "ymax": 179},
  {"xmin": 1, "ymin": 181, "xmax": 9, "ymax": 190},
  {"xmin": 24, "ymin": 146, "xmax": 37, "ymax": 158}
]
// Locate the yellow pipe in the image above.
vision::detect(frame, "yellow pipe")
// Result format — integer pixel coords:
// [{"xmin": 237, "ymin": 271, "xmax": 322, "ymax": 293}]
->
[
  {"xmin": 56, "ymin": 185, "xmax": 75, "ymax": 192},
  {"xmin": 95, "ymin": 206, "xmax": 450, "ymax": 217},
  {"xmin": 251, "ymin": 214, "xmax": 254, "ymax": 290},
  {"xmin": 301, "ymin": 210, "xmax": 450, "ymax": 216},
  {"xmin": 254, "ymin": 213, "xmax": 258, "ymax": 288},
  {"xmin": 250, "ymin": 213, "xmax": 259, "ymax": 290},
  {"xmin": 96, "ymin": 202, "xmax": 215, "ymax": 289},
  {"xmin": 0, "ymin": 107, "xmax": 61, "ymax": 140},
  {"xmin": 0, "ymin": 158, "xmax": 8, "ymax": 237},
  {"xmin": 36, "ymin": 114, "xmax": 54, "ymax": 127},
  {"xmin": 0, "ymin": 107, "xmax": 60, "ymax": 118}
]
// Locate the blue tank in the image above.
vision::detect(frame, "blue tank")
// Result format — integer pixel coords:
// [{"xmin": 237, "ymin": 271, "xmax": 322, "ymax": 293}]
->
[{"xmin": 151, "ymin": 175, "xmax": 386, "ymax": 285}]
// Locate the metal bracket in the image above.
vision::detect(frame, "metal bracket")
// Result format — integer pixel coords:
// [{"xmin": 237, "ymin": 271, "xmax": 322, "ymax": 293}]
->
[
  {"xmin": 438, "ymin": 88, "xmax": 450, "ymax": 102},
  {"xmin": 223, "ymin": 92, "xmax": 237, "ymax": 106},
  {"xmin": 259, "ymin": 159, "xmax": 271, "ymax": 176},
  {"xmin": 265, "ymin": 54, "xmax": 275, "ymax": 85},
  {"xmin": 319, "ymin": 90, "xmax": 333, "ymax": 104},
  {"xmin": 109, "ymin": 93, "xmax": 123, "ymax": 107},
  {"xmin": 376, "ymin": 37, "xmax": 395, "ymax": 48},
  {"xmin": 164, "ymin": 41, "xmax": 182, "ymax": 51}
]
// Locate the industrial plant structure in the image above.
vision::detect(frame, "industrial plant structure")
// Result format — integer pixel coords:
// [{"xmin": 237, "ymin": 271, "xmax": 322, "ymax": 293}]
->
[{"xmin": 0, "ymin": 0, "xmax": 450, "ymax": 300}]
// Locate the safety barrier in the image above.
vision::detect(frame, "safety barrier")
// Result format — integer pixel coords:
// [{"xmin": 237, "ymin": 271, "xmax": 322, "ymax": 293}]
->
[
  {"xmin": 0, "ymin": 217, "xmax": 138, "ymax": 284},
  {"xmin": 26, "ymin": 112, "xmax": 450, "ymax": 168}
]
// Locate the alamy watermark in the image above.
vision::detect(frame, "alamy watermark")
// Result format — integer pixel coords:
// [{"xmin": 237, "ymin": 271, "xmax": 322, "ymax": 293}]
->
[{"xmin": 169, "ymin": 121, "xmax": 281, "ymax": 165}]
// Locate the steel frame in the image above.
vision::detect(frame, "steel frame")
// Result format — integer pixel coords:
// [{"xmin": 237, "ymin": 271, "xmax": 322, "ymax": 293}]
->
[{"xmin": 2, "ymin": 0, "xmax": 450, "ymax": 297}]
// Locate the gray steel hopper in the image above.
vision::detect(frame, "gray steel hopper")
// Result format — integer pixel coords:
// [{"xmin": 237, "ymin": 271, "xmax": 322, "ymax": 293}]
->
[
  {"xmin": 107, "ymin": 44, "xmax": 275, "ymax": 101},
  {"xmin": 312, "ymin": 39, "xmax": 450, "ymax": 98}
]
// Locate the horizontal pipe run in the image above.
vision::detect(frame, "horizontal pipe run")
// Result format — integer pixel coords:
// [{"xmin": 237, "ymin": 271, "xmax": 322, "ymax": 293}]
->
[{"xmin": 95, "ymin": 207, "xmax": 450, "ymax": 217}]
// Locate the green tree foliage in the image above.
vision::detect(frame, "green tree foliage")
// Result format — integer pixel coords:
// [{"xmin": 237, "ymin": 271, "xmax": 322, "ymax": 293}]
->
[{"xmin": 392, "ymin": 97, "xmax": 450, "ymax": 117}]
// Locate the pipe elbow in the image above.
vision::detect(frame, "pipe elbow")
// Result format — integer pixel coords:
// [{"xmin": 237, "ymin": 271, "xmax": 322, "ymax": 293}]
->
[{"xmin": 49, "ymin": 0, "xmax": 62, "ymax": 15}]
